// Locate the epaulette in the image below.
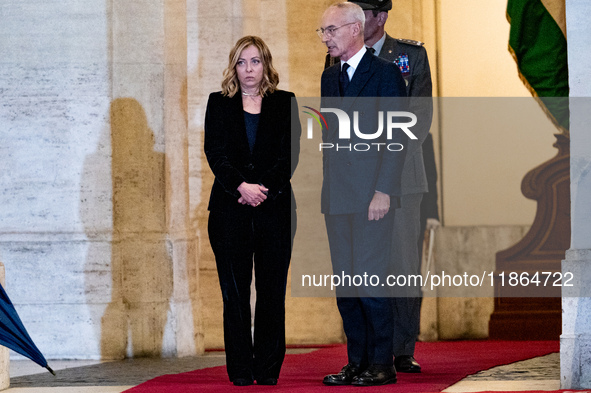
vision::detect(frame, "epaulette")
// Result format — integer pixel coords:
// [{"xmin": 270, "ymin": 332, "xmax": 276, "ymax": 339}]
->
[{"xmin": 395, "ymin": 38, "xmax": 424, "ymax": 47}]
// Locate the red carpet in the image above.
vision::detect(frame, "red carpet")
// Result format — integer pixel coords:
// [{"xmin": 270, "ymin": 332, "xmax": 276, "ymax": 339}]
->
[{"xmin": 124, "ymin": 340, "xmax": 558, "ymax": 393}]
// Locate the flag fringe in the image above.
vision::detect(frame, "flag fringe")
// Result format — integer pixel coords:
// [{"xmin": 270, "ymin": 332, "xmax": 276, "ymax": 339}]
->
[{"xmin": 508, "ymin": 43, "xmax": 569, "ymax": 138}]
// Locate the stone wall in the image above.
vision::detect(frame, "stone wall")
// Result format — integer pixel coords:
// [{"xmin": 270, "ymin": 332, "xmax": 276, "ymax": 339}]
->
[
  {"xmin": 426, "ymin": 225, "xmax": 529, "ymax": 340},
  {"xmin": 0, "ymin": 1, "xmax": 199, "ymax": 359}
]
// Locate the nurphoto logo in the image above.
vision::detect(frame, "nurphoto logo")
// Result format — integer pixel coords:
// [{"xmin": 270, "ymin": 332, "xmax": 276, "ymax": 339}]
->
[{"xmin": 302, "ymin": 106, "xmax": 418, "ymax": 152}]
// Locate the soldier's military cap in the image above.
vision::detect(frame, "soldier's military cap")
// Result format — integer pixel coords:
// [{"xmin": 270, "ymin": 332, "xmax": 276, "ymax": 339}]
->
[{"xmin": 347, "ymin": 0, "xmax": 392, "ymax": 11}]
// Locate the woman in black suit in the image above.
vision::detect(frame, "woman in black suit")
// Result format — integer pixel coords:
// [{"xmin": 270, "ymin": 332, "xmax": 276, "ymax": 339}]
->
[{"xmin": 204, "ymin": 36, "xmax": 300, "ymax": 386}]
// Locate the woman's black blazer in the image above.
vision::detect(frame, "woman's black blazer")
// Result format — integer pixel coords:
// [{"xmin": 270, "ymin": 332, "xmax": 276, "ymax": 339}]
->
[{"xmin": 204, "ymin": 89, "xmax": 300, "ymax": 213}]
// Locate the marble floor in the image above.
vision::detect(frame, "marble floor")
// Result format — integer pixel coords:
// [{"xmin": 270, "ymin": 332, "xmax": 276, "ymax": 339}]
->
[
  {"xmin": 442, "ymin": 353, "xmax": 560, "ymax": 392},
  {"xmin": 4, "ymin": 351, "xmax": 562, "ymax": 393}
]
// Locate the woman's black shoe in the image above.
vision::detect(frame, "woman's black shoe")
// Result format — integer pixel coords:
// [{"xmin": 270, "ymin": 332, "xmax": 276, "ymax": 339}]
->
[
  {"xmin": 257, "ymin": 377, "xmax": 278, "ymax": 385},
  {"xmin": 233, "ymin": 378, "xmax": 254, "ymax": 386}
]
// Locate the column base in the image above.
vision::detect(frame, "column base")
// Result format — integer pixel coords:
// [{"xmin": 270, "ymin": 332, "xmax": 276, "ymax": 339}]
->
[
  {"xmin": 561, "ymin": 249, "xmax": 591, "ymax": 389},
  {"xmin": 560, "ymin": 333, "xmax": 591, "ymax": 389}
]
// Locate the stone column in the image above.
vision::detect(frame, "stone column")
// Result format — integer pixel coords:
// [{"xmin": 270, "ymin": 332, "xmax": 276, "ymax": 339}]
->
[
  {"xmin": 0, "ymin": 263, "xmax": 8, "ymax": 390},
  {"xmin": 109, "ymin": 0, "xmax": 199, "ymax": 358},
  {"xmin": 561, "ymin": 0, "xmax": 591, "ymax": 389}
]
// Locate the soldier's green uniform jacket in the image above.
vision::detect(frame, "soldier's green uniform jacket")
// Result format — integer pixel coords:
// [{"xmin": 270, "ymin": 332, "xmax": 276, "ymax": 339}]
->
[{"xmin": 324, "ymin": 34, "xmax": 434, "ymax": 195}]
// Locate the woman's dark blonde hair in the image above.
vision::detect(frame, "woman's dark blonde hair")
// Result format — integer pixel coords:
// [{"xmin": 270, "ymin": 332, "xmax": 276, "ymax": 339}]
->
[{"xmin": 221, "ymin": 36, "xmax": 280, "ymax": 97}]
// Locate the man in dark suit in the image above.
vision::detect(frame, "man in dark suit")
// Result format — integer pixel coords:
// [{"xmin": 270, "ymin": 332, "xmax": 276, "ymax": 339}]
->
[
  {"xmin": 324, "ymin": 0, "xmax": 433, "ymax": 374},
  {"xmin": 318, "ymin": 2, "xmax": 408, "ymax": 386}
]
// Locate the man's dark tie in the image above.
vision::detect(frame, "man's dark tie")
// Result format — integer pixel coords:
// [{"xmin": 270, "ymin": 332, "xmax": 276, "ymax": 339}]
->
[
  {"xmin": 339, "ymin": 63, "xmax": 350, "ymax": 96},
  {"xmin": 367, "ymin": 47, "xmax": 376, "ymax": 55}
]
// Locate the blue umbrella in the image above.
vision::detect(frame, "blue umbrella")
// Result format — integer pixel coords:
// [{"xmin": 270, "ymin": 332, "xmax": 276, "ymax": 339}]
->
[{"xmin": 0, "ymin": 283, "xmax": 54, "ymax": 375}]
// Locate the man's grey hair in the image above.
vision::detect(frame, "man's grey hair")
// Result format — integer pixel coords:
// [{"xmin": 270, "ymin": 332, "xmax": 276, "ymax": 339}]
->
[{"xmin": 330, "ymin": 2, "xmax": 365, "ymax": 31}]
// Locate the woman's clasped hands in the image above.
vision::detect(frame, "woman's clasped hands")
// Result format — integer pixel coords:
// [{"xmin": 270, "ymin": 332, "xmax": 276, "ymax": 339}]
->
[{"xmin": 237, "ymin": 182, "xmax": 269, "ymax": 207}]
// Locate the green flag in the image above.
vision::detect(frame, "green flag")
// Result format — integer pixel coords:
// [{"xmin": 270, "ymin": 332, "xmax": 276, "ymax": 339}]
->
[{"xmin": 507, "ymin": 0, "xmax": 569, "ymax": 134}]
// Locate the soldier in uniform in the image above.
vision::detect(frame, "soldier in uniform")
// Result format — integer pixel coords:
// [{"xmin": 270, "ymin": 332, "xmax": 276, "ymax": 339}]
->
[{"xmin": 325, "ymin": 0, "xmax": 435, "ymax": 374}]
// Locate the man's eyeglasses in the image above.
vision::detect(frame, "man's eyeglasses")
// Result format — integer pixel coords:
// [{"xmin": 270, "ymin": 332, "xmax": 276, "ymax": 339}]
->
[{"xmin": 316, "ymin": 22, "xmax": 356, "ymax": 39}]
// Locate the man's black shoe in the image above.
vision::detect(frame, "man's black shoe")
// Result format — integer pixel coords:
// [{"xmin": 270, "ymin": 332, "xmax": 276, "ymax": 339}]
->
[
  {"xmin": 395, "ymin": 355, "xmax": 421, "ymax": 373},
  {"xmin": 323, "ymin": 363, "xmax": 362, "ymax": 385},
  {"xmin": 351, "ymin": 364, "xmax": 397, "ymax": 386}
]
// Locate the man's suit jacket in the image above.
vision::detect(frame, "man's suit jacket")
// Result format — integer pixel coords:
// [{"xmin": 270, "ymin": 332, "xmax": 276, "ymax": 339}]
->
[
  {"xmin": 320, "ymin": 50, "xmax": 407, "ymax": 215},
  {"xmin": 204, "ymin": 89, "xmax": 300, "ymax": 213},
  {"xmin": 325, "ymin": 35, "xmax": 434, "ymax": 196}
]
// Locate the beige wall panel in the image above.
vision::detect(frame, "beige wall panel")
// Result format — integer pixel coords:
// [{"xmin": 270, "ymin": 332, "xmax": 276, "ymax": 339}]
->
[
  {"xmin": 437, "ymin": 0, "xmax": 559, "ymax": 226},
  {"xmin": 200, "ymin": 269, "xmax": 224, "ymax": 349},
  {"xmin": 286, "ymin": 0, "xmax": 334, "ymax": 98},
  {"xmin": 439, "ymin": 98, "xmax": 558, "ymax": 226},
  {"xmin": 438, "ymin": 0, "xmax": 530, "ymax": 97}
]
